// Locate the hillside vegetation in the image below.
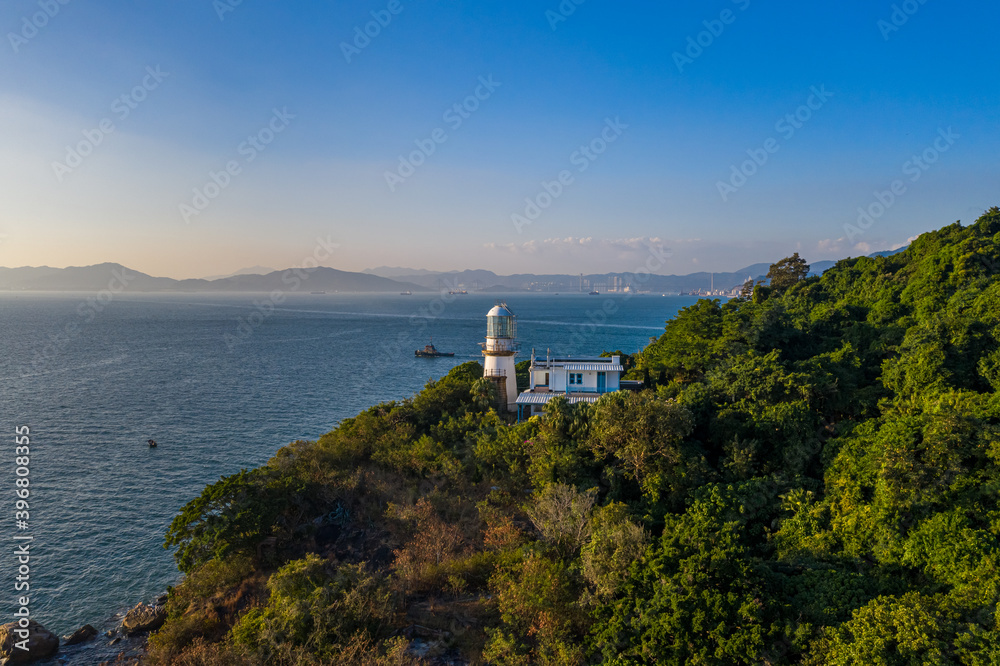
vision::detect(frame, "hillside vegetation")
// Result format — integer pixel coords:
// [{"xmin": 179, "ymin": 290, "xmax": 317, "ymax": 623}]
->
[{"xmin": 152, "ymin": 210, "xmax": 1000, "ymax": 665}]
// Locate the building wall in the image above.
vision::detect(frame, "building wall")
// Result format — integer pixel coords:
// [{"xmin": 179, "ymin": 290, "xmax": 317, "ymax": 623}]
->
[
  {"xmin": 484, "ymin": 353, "xmax": 518, "ymax": 411},
  {"xmin": 529, "ymin": 365, "xmax": 621, "ymax": 394},
  {"xmin": 568, "ymin": 370, "xmax": 596, "ymax": 392},
  {"xmin": 607, "ymin": 371, "xmax": 620, "ymax": 391},
  {"xmin": 531, "ymin": 368, "xmax": 552, "ymax": 388},
  {"xmin": 552, "ymin": 367, "xmax": 567, "ymax": 392}
]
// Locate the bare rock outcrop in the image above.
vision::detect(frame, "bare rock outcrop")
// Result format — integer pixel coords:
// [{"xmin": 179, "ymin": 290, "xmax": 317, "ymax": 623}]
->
[
  {"xmin": 0, "ymin": 620, "xmax": 58, "ymax": 664},
  {"xmin": 120, "ymin": 603, "xmax": 166, "ymax": 636}
]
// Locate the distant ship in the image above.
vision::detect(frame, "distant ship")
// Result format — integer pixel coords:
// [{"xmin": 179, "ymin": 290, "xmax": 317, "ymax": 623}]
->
[
  {"xmin": 589, "ymin": 290, "xmax": 600, "ymax": 295},
  {"xmin": 400, "ymin": 291, "xmax": 412, "ymax": 295},
  {"xmin": 310, "ymin": 291, "xmax": 326, "ymax": 295},
  {"xmin": 415, "ymin": 340, "xmax": 454, "ymax": 358},
  {"xmin": 449, "ymin": 290, "xmax": 468, "ymax": 295}
]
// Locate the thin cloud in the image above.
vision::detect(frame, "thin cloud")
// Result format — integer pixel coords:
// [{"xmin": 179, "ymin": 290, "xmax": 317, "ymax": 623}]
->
[{"xmin": 485, "ymin": 236, "xmax": 668, "ymax": 254}]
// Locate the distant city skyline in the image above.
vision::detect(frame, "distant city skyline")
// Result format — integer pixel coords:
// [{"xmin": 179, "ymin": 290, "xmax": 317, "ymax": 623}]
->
[{"xmin": 1, "ymin": 1, "xmax": 997, "ymax": 279}]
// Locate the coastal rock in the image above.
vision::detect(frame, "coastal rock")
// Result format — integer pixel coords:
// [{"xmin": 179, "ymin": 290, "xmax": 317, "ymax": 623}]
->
[
  {"xmin": 62, "ymin": 624, "xmax": 97, "ymax": 646},
  {"xmin": 0, "ymin": 620, "xmax": 59, "ymax": 664},
  {"xmin": 120, "ymin": 603, "xmax": 166, "ymax": 636}
]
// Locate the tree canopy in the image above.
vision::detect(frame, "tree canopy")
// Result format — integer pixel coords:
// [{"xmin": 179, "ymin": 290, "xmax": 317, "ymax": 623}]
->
[{"xmin": 767, "ymin": 251, "xmax": 811, "ymax": 292}]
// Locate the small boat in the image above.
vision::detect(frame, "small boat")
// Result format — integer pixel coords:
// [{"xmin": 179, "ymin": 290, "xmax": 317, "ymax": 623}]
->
[
  {"xmin": 310, "ymin": 291, "xmax": 326, "ymax": 295},
  {"xmin": 449, "ymin": 290, "xmax": 468, "ymax": 295},
  {"xmin": 400, "ymin": 291, "xmax": 412, "ymax": 295},
  {"xmin": 415, "ymin": 340, "xmax": 454, "ymax": 357},
  {"xmin": 589, "ymin": 291, "xmax": 600, "ymax": 295},
  {"xmin": 147, "ymin": 439, "xmax": 157, "ymax": 448}
]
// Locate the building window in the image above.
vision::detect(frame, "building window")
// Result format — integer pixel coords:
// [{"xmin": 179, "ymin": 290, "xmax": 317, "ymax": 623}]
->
[{"xmin": 568, "ymin": 373, "xmax": 583, "ymax": 386}]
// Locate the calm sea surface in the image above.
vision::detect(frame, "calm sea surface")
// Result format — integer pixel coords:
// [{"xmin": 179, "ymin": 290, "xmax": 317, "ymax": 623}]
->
[{"xmin": 0, "ymin": 292, "xmax": 701, "ymax": 638}]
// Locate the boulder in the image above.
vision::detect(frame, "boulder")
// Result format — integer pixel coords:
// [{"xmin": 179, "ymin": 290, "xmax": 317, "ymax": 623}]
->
[
  {"xmin": 62, "ymin": 624, "xmax": 97, "ymax": 646},
  {"xmin": 120, "ymin": 604, "xmax": 166, "ymax": 636},
  {"xmin": 0, "ymin": 620, "xmax": 59, "ymax": 664}
]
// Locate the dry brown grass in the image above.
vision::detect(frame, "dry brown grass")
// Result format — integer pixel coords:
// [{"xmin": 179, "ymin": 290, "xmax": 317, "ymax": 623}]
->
[{"xmin": 145, "ymin": 558, "xmax": 266, "ymax": 665}]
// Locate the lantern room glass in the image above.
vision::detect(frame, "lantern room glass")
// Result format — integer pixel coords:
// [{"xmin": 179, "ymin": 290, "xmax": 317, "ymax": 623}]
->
[{"xmin": 487, "ymin": 315, "xmax": 516, "ymax": 339}]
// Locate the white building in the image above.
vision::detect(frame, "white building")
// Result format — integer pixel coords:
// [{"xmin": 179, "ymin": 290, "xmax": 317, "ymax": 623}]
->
[{"xmin": 515, "ymin": 351, "xmax": 624, "ymax": 421}]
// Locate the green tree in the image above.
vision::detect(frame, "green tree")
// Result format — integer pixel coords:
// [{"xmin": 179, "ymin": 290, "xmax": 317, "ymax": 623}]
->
[
  {"xmin": 526, "ymin": 397, "xmax": 595, "ymax": 488},
  {"xmin": 581, "ymin": 502, "xmax": 648, "ymax": 598},
  {"xmin": 231, "ymin": 554, "xmax": 396, "ymax": 663},
  {"xmin": 164, "ymin": 468, "xmax": 301, "ymax": 573},
  {"xmin": 524, "ymin": 483, "xmax": 598, "ymax": 555},
  {"xmin": 638, "ymin": 299, "xmax": 726, "ymax": 383},
  {"xmin": 485, "ymin": 554, "xmax": 587, "ymax": 665},
  {"xmin": 767, "ymin": 252, "xmax": 810, "ymax": 293},
  {"xmin": 592, "ymin": 481, "xmax": 779, "ymax": 665},
  {"xmin": 589, "ymin": 391, "xmax": 700, "ymax": 509}
]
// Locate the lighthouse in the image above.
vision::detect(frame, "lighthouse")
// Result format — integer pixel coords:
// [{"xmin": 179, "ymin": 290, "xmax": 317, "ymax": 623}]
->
[{"xmin": 483, "ymin": 302, "xmax": 519, "ymax": 412}]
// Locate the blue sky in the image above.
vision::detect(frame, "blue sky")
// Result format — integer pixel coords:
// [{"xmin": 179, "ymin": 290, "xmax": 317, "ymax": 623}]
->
[{"xmin": 0, "ymin": 0, "xmax": 997, "ymax": 278}]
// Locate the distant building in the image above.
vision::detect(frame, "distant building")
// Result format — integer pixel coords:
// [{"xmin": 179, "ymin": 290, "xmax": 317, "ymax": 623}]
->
[{"xmin": 515, "ymin": 351, "xmax": 624, "ymax": 421}]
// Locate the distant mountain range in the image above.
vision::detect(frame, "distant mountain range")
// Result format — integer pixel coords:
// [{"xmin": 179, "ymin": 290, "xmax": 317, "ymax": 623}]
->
[
  {"xmin": 362, "ymin": 266, "xmax": 441, "ymax": 278},
  {"xmin": 0, "ymin": 249, "xmax": 904, "ymax": 294},
  {"xmin": 201, "ymin": 265, "xmax": 278, "ymax": 281},
  {"xmin": 365, "ymin": 262, "xmax": 846, "ymax": 294},
  {"xmin": 364, "ymin": 249, "xmax": 905, "ymax": 293},
  {"xmin": 0, "ymin": 264, "xmax": 430, "ymax": 293}
]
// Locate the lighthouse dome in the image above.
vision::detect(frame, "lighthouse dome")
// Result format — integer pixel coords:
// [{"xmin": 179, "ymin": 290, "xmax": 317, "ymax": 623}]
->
[{"xmin": 487, "ymin": 304, "xmax": 514, "ymax": 318}]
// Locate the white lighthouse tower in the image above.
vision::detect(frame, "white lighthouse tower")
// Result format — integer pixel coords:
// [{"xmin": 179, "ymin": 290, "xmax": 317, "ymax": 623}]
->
[{"xmin": 483, "ymin": 302, "xmax": 519, "ymax": 412}]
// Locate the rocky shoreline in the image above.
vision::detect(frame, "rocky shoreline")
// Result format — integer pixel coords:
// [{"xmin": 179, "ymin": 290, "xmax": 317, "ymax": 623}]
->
[{"xmin": 0, "ymin": 595, "xmax": 168, "ymax": 666}]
